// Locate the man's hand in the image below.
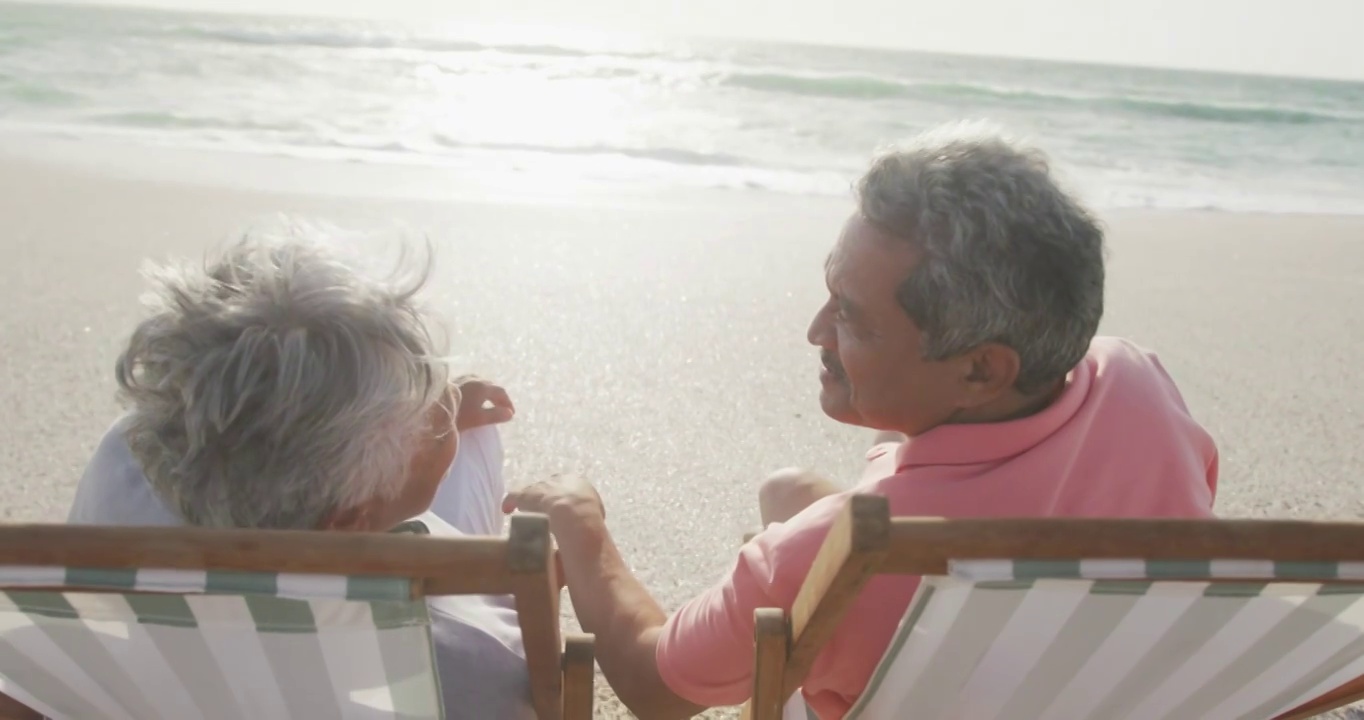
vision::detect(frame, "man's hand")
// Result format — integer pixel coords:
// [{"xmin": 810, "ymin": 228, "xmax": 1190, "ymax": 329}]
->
[
  {"xmin": 454, "ymin": 376, "xmax": 515, "ymax": 431},
  {"xmin": 501, "ymin": 473, "xmax": 605, "ymax": 530},
  {"xmin": 503, "ymin": 474, "xmax": 702, "ymax": 720}
]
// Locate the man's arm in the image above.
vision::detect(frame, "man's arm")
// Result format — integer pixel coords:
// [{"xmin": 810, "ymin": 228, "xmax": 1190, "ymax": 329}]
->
[
  {"xmin": 553, "ymin": 514, "xmax": 705, "ymax": 720},
  {"xmin": 502, "ymin": 475, "xmax": 707, "ymax": 719}
]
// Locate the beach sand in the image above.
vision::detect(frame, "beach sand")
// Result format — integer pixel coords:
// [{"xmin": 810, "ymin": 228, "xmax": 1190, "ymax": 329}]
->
[{"xmin": 2, "ymin": 143, "xmax": 1363, "ymax": 718}]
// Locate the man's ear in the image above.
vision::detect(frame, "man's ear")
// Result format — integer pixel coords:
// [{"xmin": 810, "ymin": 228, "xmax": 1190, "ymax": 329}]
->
[{"xmin": 959, "ymin": 343, "xmax": 1022, "ymax": 407}]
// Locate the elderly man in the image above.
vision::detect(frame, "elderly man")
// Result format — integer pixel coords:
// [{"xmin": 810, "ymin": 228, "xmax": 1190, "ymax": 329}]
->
[
  {"xmin": 63, "ymin": 234, "xmax": 533, "ymax": 719},
  {"xmin": 504, "ymin": 122, "xmax": 1219, "ymax": 719}
]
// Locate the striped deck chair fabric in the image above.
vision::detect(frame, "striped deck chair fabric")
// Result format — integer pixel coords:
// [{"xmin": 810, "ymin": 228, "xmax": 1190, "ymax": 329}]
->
[
  {"xmin": 742, "ymin": 495, "xmax": 1364, "ymax": 720},
  {"xmin": 847, "ymin": 559, "xmax": 1364, "ymax": 720},
  {"xmin": 0, "ymin": 565, "xmax": 438, "ymax": 720},
  {"xmin": 0, "ymin": 519, "xmax": 440, "ymax": 720},
  {"xmin": 0, "ymin": 515, "xmax": 595, "ymax": 720}
]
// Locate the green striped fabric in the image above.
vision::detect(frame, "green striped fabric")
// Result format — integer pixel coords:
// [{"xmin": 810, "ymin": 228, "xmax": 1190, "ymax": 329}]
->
[
  {"xmin": 0, "ymin": 566, "xmax": 415, "ymax": 605},
  {"xmin": 950, "ymin": 558, "xmax": 1364, "ymax": 583},
  {"xmin": 0, "ymin": 522, "xmax": 443, "ymax": 719},
  {"xmin": 843, "ymin": 559, "xmax": 1364, "ymax": 720}
]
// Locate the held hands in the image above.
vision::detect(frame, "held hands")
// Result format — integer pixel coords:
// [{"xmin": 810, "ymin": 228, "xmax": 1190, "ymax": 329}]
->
[
  {"xmin": 504, "ymin": 474, "xmax": 606, "ymax": 592},
  {"xmin": 502, "ymin": 473, "xmax": 606, "ymax": 531}
]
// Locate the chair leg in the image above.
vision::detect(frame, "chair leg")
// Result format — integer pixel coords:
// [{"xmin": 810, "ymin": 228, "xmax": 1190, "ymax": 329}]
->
[
  {"xmin": 561, "ymin": 633, "xmax": 596, "ymax": 720},
  {"xmin": 751, "ymin": 608, "xmax": 791, "ymax": 720}
]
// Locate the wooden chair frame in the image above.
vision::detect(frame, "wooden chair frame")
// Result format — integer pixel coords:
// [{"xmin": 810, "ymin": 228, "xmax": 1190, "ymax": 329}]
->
[
  {"xmin": 744, "ymin": 494, "xmax": 1364, "ymax": 720},
  {"xmin": 0, "ymin": 513, "xmax": 593, "ymax": 720}
]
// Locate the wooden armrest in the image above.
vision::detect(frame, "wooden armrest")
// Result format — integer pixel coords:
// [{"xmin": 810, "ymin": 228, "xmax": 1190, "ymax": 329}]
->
[
  {"xmin": 561, "ymin": 633, "xmax": 596, "ymax": 720},
  {"xmin": 783, "ymin": 495, "xmax": 889, "ymax": 696},
  {"xmin": 0, "ymin": 691, "xmax": 41, "ymax": 720},
  {"xmin": 1275, "ymin": 673, "xmax": 1364, "ymax": 719},
  {"xmin": 749, "ymin": 608, "xmax": 790, "ymax": 720}
]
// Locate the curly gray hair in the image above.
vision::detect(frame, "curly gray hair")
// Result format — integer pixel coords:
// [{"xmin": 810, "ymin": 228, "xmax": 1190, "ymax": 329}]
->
[
  {"xmin": 857, "ymin": 121, "xmax": 1106, "ymax": 393},
  {"xmin": 116, "ymin": 232, "xmax": 450, "ymax": 529}
]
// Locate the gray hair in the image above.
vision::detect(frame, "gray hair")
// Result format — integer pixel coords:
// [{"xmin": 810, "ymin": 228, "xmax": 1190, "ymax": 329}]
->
[
  {"xmin": 116, "ymin": 231, "xmax": 450, "ymax": 529},
  {"xmin": 857, "ymin": 121, "xmax": 1105, "ymax": 393}
]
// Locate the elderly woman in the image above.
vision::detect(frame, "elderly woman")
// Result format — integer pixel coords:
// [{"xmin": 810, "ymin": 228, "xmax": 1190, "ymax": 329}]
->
[
  {"xmin": 65, "ymin": 234, "xmax": 533, "ymax": 719},
  {"xmin": 503, "ymin": 122, "xmax": 1219, "ymax": 720}
]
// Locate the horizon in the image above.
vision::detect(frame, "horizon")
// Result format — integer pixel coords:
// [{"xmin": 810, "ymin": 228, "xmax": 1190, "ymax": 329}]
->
[{"xmin": 8, "ymin": 0, "xmax": 1364, "ymax": 83}]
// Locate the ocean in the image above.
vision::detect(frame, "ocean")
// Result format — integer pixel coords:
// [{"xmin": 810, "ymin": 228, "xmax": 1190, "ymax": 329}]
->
[{"xmin": 2, "ymin": 1, "xmax": 1363, "ymax": 213}]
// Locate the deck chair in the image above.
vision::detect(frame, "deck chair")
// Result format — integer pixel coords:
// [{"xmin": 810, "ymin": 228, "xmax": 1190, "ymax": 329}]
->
[
  {"xmin": 0, "ymin": 514, "xmax": 594, "ymax": 720},
  {"xmin": 744, "ymin": 495, "xmax": 1364, "ymax": 720}
]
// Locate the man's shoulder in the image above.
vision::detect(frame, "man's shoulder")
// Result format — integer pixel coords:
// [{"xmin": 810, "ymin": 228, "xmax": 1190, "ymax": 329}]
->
[
  {"xmin": 1086, "ymin": 336, "xmax": 1177, "ymax": 380},
  {"xmin": 743, "ymin": 490, "xmax": 854, "ymax": 590},
  {"xmin": 1085, "ymin": 336, "xmax": 1195, "ymax": 411}
]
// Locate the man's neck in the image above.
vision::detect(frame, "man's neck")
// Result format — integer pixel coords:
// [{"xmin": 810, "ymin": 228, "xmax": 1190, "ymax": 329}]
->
[{"xmin": 947, "ymin": 377, "xmax": 1066, "ymax": 426}]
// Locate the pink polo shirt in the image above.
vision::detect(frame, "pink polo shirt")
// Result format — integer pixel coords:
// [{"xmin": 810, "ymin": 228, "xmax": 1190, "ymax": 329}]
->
[{"xmin": 656, "ymin": 337, "xmax": 1218, "ymax": 719}]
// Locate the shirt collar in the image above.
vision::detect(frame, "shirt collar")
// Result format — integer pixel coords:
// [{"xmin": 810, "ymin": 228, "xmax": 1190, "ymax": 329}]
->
[{"xmin": 895, "ymin": 356, "xmax": 1094, "ymax": 470}]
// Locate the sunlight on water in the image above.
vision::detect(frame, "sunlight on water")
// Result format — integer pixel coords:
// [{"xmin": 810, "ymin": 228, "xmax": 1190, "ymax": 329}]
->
[{"xmin": 1, "ymin": 2, "xmax": 1362, "ymax": 212}]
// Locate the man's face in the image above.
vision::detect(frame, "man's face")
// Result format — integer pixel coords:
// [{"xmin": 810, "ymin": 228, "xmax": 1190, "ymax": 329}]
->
[{"xmin": 807, "ymin": 214, "xmax": 968, "ymax": 436}]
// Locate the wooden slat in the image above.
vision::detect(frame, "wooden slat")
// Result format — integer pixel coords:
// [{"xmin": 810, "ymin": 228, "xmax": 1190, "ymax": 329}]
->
[
  {"xmin": 0, "ymin": 691, "xmax": 40, "ymax": 720},
  {"xmin": 0, "ymin": 524, "xmax": 515, "ymax": 596},
  {"xmin": 1276, "ymin": 674, "xmax": 1364, "ymax": 720},
  {"xmin": 560, "ymin": 633, "xmax": 596, "ymax": 720},
  {"xmin": 783, "ymin": 494, "xmax": 890, "ymax": 696},
  {"xmin": 881, "ymin": 517, "xmax": 1364, "ymax": 575},
  {"xmin": 750, "ymin": 608, "xmax": 791, "ymax": 720},
  {"xmin": 509, "ymin": 514, "xmax": 563, "ymax": 720}
]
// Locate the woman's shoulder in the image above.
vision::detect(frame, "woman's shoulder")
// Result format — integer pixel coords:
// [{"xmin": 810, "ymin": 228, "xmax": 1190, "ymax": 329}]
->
[{"xmin": 66, "ymin": 415, "xmax": 181, "ymax": 527}]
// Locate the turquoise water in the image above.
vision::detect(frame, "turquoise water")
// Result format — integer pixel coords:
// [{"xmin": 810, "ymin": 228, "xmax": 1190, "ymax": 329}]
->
[{"xmin": 2, "ymin": 1, "xmax": 1362, "ymax": 211}]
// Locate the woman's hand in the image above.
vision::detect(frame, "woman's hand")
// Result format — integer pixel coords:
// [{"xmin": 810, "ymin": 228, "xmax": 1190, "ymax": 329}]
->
[{"xmin": 454, "ymin": 376, "xmax": 515, "ymax": 431}]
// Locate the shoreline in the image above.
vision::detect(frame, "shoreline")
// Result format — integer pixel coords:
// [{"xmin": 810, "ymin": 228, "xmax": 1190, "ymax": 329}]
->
[{"xmin": 4, "ymin": 130, "xmax": 1364, "ymax": 217}]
